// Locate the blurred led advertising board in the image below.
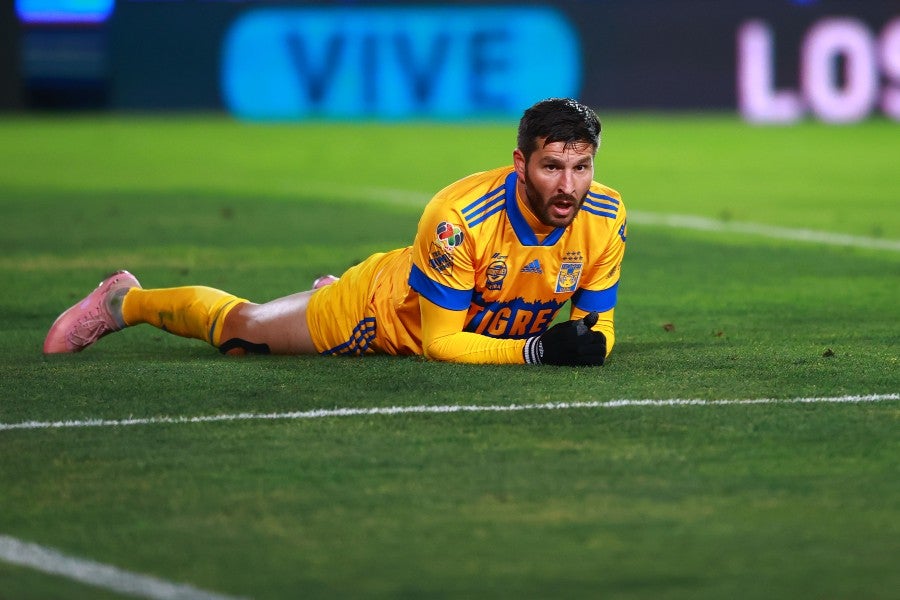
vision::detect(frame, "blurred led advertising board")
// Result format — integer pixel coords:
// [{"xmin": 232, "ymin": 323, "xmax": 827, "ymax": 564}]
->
[
  {"xmin": 738, "ymin": 17, "xmax": 900, "ymax": 123},
  {"xmin": 105, "ymin": 0, "xmax": 898, "ymax": 123},
  {"xmin": 222, "ymin": 7, "xmax": 580, "ymax": 119},
  {"xmin": 16, "ymin": 0, "xmax": 114, "ymax": 24},
  {"xmin": 15, "ymin": 0, "xmax": 112, "ymax": 109}
]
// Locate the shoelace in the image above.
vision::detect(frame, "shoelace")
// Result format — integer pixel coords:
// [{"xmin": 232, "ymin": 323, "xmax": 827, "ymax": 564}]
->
[{"xmin": 67, "ymin": 308, "xmax": 114, "ymax": 348}]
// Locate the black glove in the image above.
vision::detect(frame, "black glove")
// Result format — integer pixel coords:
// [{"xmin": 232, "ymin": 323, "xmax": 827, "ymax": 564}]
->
[{"xmin": 523, "ymin": 312, "xmax": 606, "ymax": 366}]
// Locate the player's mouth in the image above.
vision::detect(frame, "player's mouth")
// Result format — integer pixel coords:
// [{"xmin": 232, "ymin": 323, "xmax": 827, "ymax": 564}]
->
[{"xmin": 549, "ymin": 195, "xmax": 576, "ymax": 220}]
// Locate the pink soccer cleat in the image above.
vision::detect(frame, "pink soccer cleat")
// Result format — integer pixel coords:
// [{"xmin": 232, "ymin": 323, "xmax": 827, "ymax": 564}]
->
[
  {"xmin": 43, "ymin": 270, "xmax": 141, "ymax": 354},
  {"xmin": 312, "ymin": 274, "xmax": 339, "ymax": 290}
]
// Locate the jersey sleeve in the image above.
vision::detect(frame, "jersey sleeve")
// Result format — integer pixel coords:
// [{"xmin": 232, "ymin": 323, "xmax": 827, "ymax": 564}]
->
[
  {"xmin": 408, "ymin": 192, "xmax": 476, "ymax": 311},
  {"xmin": 419, "ymin": 297, "xmax": 527, "ymax": 364}
]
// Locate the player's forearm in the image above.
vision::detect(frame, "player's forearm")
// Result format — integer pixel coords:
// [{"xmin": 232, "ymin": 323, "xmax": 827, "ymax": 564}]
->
[{"xmin": 423, "ymin": 331, "xmax": 527, "ymax": 364}]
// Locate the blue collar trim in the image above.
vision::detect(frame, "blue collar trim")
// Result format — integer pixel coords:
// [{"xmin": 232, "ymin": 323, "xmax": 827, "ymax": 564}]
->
[{"xmin": 504, "ymin": 171, "xmax": 565, "ymax": 247}]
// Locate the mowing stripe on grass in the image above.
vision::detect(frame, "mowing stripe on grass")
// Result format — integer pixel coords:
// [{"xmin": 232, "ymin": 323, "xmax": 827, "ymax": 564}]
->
[
  {"xmin": 0, "ymin": 534, "xmax": 244, "ymax": 600},
  {"xmin": 1, "ymin": 394, "xmax": 896, "ymax": 432}
]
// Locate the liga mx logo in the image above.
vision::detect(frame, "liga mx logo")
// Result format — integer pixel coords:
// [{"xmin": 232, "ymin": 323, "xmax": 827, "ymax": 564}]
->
[
  {"xmin": 555, "ymin": 262, "xmax": 583, "ymax": 293},
  {"xmin": 436, "ymin": 221, "xmax": 464, "ymax": 252}
]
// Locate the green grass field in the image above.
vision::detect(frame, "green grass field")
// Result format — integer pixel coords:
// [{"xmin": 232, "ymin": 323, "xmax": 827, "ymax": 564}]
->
[{"xmin": 0, "ymin": 114, "xmax": 898, "ymax": 599}]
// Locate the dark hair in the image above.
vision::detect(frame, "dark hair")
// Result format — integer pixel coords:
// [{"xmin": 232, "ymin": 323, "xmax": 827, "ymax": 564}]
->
[{"xmin": 517, "ymin": 98, "xmax": 601, "ymax": 162}]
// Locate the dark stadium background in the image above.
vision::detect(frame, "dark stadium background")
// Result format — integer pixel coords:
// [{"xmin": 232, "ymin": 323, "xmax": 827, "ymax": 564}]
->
[{"xmin": 3, "ymin": 0, "xmax": 898, "ymax": 124}]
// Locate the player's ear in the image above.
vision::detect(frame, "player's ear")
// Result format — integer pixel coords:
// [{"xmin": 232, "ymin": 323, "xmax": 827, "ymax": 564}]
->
[{"xmin": 513, "ymin": 148, "xmax": 526, "ymax": 178}]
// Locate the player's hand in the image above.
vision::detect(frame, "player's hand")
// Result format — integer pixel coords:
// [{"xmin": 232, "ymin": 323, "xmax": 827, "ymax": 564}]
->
[{"xmin": 523, "ymin": 312, "xmax": 606, "ymax": 366}]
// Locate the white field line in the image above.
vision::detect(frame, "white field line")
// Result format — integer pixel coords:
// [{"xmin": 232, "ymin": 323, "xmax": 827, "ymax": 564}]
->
[
  {"xmin": 628, "ymin": 210, "xmax": 900, "ymax": 251},
  {"xmin": 1, "ymin": 394, "xmax": 896, "ymax": 433},
  {"xmin": 0, "ymin": 534, "xmax": 245, "ymax": 600}
]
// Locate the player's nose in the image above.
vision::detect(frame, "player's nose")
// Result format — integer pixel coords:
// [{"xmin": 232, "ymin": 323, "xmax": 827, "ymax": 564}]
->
[{"xmin": 558, "ymin": 169, "xmax": 576, "ymax": 195}]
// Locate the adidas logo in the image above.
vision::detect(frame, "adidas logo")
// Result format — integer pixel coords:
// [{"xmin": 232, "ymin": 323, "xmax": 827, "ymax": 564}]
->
[{"xmin": 521, "ymin": 259, "xmax": 543, "ymax": 274}]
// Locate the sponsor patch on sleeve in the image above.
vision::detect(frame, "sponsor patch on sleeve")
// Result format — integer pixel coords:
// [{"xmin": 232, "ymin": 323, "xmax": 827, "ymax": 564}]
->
[{"xmin": 428, "ymin": 221, "xmax": 465, "ymax": 273}]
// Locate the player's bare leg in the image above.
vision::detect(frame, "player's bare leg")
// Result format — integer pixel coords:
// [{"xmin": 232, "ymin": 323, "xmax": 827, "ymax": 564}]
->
[{"xmin": 218, "ymin": 291, "xmax": 318, "ymax": 355}]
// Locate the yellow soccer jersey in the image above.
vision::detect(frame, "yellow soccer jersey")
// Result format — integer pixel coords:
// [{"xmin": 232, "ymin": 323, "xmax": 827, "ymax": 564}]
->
[{"xmin": 409, "ymin": 165, "xmax": 626, "ymax": 343}]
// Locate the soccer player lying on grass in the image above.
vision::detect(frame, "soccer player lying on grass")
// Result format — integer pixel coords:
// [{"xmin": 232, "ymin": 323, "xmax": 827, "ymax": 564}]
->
[{"xmin": 44, "ymin": 98, "xmax": 627, "ymax": 366}]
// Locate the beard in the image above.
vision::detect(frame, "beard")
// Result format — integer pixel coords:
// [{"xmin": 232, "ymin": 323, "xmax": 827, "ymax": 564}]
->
[{"xmin": 523, "ymin": 172, "xmax": 586, "ymax": 228}]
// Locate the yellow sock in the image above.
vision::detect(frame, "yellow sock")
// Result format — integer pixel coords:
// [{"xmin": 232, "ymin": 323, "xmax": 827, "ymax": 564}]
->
[{"xmin": 121, "ymin": 286, "xmax": 247, "ymax": 347}]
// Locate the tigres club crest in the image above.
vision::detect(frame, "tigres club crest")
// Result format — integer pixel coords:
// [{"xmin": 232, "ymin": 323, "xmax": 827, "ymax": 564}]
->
[
  {"xmin": 435, "ymin": 221, "xmax": 464, "ymax": 252},
  {"xmin": 555, "ymin": 261, "xmax": 583, "ymax": 293}
]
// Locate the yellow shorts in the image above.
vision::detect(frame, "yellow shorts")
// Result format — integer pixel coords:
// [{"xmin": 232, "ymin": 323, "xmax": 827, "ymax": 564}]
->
[{"xmin": 306, "ymin": 247, "xmax": 423, "ymax": 356}]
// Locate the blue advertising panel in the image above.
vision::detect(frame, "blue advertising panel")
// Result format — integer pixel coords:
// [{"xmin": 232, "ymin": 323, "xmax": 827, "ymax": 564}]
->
[
  {"xmin": 221, "ymin": 7, "xmax": 581, "ymax": 119},
  {"xmin": 16, "ymin": 0, "xmax": 114, "ymax": 24}
]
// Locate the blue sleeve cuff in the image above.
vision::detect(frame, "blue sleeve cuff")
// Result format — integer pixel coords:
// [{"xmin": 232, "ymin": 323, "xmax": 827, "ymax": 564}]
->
[
  {"xmin": 409, "ymin": 263, "xmax": 473, "ymax": 311},
  {"xmin": 571, "ymin": 282, "xmax": 618, "ymax": 313}
]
